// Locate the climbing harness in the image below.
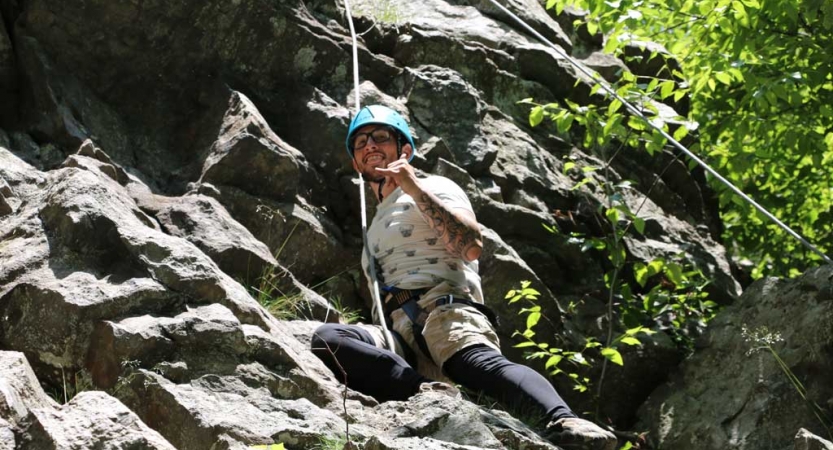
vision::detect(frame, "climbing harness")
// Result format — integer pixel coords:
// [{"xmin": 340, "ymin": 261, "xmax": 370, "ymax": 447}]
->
[
  {"xmin": 484, "ymin": 0, "xmax": 831, "ymax": 265},
  {"xmin": 343, "ymin": 0, "xmax": 396, "ymax": 351},
  {"xmin": 382, "ymin": 288, "xmax": 500, "ymax": 365}
]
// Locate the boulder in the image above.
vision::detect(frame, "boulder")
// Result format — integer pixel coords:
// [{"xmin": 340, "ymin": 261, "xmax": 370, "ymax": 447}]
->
[
  {"xmin": 0, "ymin": 418, "xmax": 13, "ymax": 450},
  {"xmin": 405, "ymin": 65, "xmax": 493, "ymax": 175},
  {"xmin": 637, "ymin": 265, "xmax": 833, "ymax": 449},
  {"xmin": 795, "ymin": 429, "xmax": 833, "ymax": 450},
  {"xmin": 198, "ymin": 91, "xmax": 318, "ymax": 204},
  {"xmin": 0, "ymin": 10, "xmax": 16, "ymax": 126},
  {"xmin": 19, "ymin": 391, "xmax": 176, "ymax": 450},
  {"xmin": 0, "ymin": 352, "xmax": 58, "ymax": 427}
]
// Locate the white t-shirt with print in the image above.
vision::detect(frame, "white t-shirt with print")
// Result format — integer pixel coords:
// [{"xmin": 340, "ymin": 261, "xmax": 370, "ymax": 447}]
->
[{"xmin": 361, "ymin": 175, "xmax": 484, "ymax": 304}]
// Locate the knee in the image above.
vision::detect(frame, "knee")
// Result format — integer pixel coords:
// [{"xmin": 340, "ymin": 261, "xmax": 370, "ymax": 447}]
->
[{"xmin": 311, "ymin": 323, "xmax": 342, "ymax": 350}]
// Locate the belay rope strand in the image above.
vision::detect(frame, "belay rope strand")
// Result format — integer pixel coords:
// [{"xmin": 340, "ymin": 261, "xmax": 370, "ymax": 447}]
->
[
  {"xmin": 485, "ymin": 0, "xmax": 832, "ymax": 265},
  {"xmin": 343, "ymin": 0, "xmax": 397, "ymax": 351}
]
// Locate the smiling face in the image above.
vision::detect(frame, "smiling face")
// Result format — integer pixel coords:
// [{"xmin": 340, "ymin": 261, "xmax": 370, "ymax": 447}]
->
[{"xmin": 350, "ymin": 125, "xmax": 411, "ymax": 182}]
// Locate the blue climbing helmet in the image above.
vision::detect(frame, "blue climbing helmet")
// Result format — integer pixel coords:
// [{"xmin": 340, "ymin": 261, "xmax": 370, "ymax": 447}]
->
[{"xmin": 345, "ymin": 105, "xmax": 416, "ymax": 161}]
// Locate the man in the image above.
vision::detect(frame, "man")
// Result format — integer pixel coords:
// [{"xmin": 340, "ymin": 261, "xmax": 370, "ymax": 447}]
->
[{"xmin": 311, "ymin": 105, "xmax": 616, "ymax": 450}]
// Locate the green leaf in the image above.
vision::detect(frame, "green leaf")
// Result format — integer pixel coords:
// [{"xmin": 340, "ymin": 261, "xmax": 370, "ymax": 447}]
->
[
  {"xmin": 530, "ymin": 106, "xmax": 544, "ymax": 127},
  {"xmin": 660, "ymin": 80, "xmax": 676, "ymax": 99},
  {"xmin": 570, "ymin": 178, "xmax": 594, "ymax": 191},
  {"xmin": 601, "ymin": 347, "xmax": 624, "ymax": 365},
  {"xmin": 634, "ymin": 263, "xmax": 649, "ymax": 287},
  {"xmin": 715, "ymin": 71, "xmax": 732, "ymax": 85},
  {"xmin": 648, "ymin": 259, "xmax": 665, "ymax": 276},
  {"xmin": 545, "ymin": 355, "xmax": 563, "ymax": 369},
  {"xmin": 514, "ymin": 341, "xmax": 539, "ymax": 348},
  {"xmin": 665, "ymin": 262, "xmax": 684, "ymax": 286},
  {"xmin": 632, "ymin": 217, "xmax": 646, "ymax": 235},
  {"xmin": 586, "ymin": 20, "xmax": 598, "ymax": 36},
  {"xmin": 673, "ymin": 125, "xmax": 689, "ymax": 142},
  {"xmin": 556, "ymin": 113, "xmax": 575, "ymax": 133},
  {"xmin": 605, "ymin": 207, "xmax": 619, "ymax": 224},
  {"xmin": 608, "ymin": 99, "xmax": 623, "ymax": 115},
  {"xmin": 619, "ymin": 336, "xmax": 642, "ymax": 346}
]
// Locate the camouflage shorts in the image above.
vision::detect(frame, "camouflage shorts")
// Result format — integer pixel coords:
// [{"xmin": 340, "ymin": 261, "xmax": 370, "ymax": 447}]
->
[{"xmin": 359, "ymin": 300, "xmax": 501, "ymax": 382}]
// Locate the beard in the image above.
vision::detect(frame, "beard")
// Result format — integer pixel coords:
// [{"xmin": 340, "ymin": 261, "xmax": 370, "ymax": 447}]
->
[
  {"xmin": 359, "ymin": 161, "xmax": 387, "ymax": 183},
  {"xmin": 363, "ymin": 172, "xmax": 385, "ymax": 183}
]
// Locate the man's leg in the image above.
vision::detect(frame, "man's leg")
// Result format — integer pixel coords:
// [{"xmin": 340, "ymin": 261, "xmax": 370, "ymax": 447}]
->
[
  {"xmin": 443, "ymin": 344, "xmax": 616, "ymax": 450},
  {"xmin": 310, "ymin": 323, "xmax": 429, "ymax": 402},
  {"xmin": 443, "ymin": 343, "xmax": 574, "ymax": 422}
]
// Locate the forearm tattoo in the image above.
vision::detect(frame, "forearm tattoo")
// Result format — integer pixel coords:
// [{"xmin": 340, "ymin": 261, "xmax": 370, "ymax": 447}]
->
[{"xmin": 415, "ymin": 192, "xmax": 482, "ymax": 261}]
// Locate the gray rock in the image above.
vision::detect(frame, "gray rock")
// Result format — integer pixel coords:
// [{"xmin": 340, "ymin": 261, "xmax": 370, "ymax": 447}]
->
[
  {"xmin": 795, "ymin": 429, "xmax": 833, "ymax": 450},
  {"xmin": 405, "ymin": 66, "xmax": 494, "ymax": 174},
  {"xmin": 14, "ymin": 36, "xmax": 88, "ymax": 153},
  {"xmin": 115, "ymin": 370, "xmax": 346, "ymax": 450},
  {"xmin": 66, "ymin": 139, "xmax": 131, "ymax": 185},
  {"xmin": 199, "ymin": 91, "xmax": 317, "ymax": 203},
  {"xmin": 460, "ymin": 0, "xmax": 572, "ymax": 53},
  {"xmin": 479, "ymin": 227, "xmax": 564, "ymax": 358},
  {"xmin": 0, "ymin": 352, "xmax": 58, "ymax": 427},
  {"xmin": 205, "ymin": 183, "xmax": 353, "ymax": 284},
  {"xmin": 516, "ymin": 42, "xmax": 592, "ymax": 104},
  {"xmin": 20, "ymin": 391, "xmax": 176, "ymax": 450},
  {"xmin": 0, "ymin": 418, "xmax": 13, "ymax": 450},
  {"xmin": 0, "ymin": 192, "xmax": 11, "ymax": 216},
  {"xmin": 0, "ymin": 13, "xmax": 15, "ymax": 125},
  {"xmin": 152, "ymin": 193, "xmax": 277, "ymax": 285},
  {"xmin": 578, "ymin": 51, "xmax": 628, "ymax": 82},
  {"xmin": 637, "ymin": 265, "xmax": 833, "ymax": 450}
]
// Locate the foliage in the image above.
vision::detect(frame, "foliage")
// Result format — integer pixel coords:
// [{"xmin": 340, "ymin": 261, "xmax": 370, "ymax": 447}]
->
[
  {"xmin": 550, "ymin": 0, "xmax": 833, "ymax": 278},
  {"xmin": 249, "ymin": 217, "xmax": 363, "ymax": 324},
  {"xmin": 47, "ymin": 366, "xmax": 94, "ymax": 404},
  {"xmin": 508, "ymin": 282, "xmax": 653, "ymax": 394},
  {"xmin": 743, "ymin": 325, "xmax": 833, "ymax": 439},
  {"xmin": 330, "ymin": 294, "xmax": 365, "ymax": 324},
  {"xmin": 630, "ymin": 256, "xmax": 718, "ymax": 348},
  {"xmin": 312, "ymin": 435, "xmax": 350, "ymax": 450},
  {"xmin": 354, "ymin": 0, "xmax": 406, "ymax": 28},
  {"xmin": 513, "ymin": 89, "xmax": 718, "ymax": 423}
]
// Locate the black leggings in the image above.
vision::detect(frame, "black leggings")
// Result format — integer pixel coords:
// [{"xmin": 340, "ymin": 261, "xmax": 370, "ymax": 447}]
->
[{"xmin": 311, "ymin": 323, "xmax": 575, "ymax": 422}]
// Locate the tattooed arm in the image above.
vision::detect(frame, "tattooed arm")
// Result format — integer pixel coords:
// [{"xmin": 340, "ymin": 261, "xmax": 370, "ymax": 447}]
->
[
  {"xmin": 413, "ymin": 189, "xmax": 483, "ymax": 261},
  {"xmin": 376, "ymin": 153, "xmax": 483, "ymax": 261}
]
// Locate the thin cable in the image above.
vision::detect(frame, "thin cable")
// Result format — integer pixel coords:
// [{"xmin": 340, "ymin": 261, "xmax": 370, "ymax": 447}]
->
[
  {"xmin": 344, "ymin": 0, "xmax": 396, "ymax": 350},
  {"xmin": 486, "ymin": 0, "xmax": 832, "ymax": 265}
]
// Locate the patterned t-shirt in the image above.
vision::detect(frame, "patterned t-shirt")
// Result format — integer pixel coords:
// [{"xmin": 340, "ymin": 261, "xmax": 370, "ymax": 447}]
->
[{"xmin": 361, "ymin": 175, "xmax": 484, "ymax": 304}]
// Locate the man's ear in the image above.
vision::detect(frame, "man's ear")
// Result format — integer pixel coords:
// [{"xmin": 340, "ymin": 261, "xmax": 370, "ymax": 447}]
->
[{"xmin": 401, "ymin": 143, "xmax": 413, "ymax": 160}]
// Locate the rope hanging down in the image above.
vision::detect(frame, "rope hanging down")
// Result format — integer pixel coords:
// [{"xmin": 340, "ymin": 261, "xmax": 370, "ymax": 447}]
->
[
  {"xmin": 343, "ymin": 0, "xmax": 397, "ymax": 351},
  {"xmin": 486, "ymin": 0, "xmax": 832, "ymax": 265}
]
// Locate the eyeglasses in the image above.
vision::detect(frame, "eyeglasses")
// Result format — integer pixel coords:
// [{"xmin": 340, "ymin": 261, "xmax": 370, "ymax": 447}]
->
[{"xmin": 351, "ymin": 127, "xmax": 396, "ymax": 152}]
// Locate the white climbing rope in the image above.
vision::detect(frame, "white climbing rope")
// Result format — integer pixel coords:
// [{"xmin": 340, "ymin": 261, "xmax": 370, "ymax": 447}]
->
[
  {"xmin": 486, "ymin": 0, "xmax": 832, "ymax": 265},
  {"xmin": 343, "ymin": 0, "xmax": 397, "ymax": 351}
]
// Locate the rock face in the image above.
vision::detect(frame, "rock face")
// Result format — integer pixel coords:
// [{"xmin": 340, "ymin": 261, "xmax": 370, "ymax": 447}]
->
[
  {"xmin": 2, "ymin": 0, "xmax": 819, "ymax": 448},
  {"xmin": 638, "ymin": 266, "xmax": 833, "ymax": 450}
]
